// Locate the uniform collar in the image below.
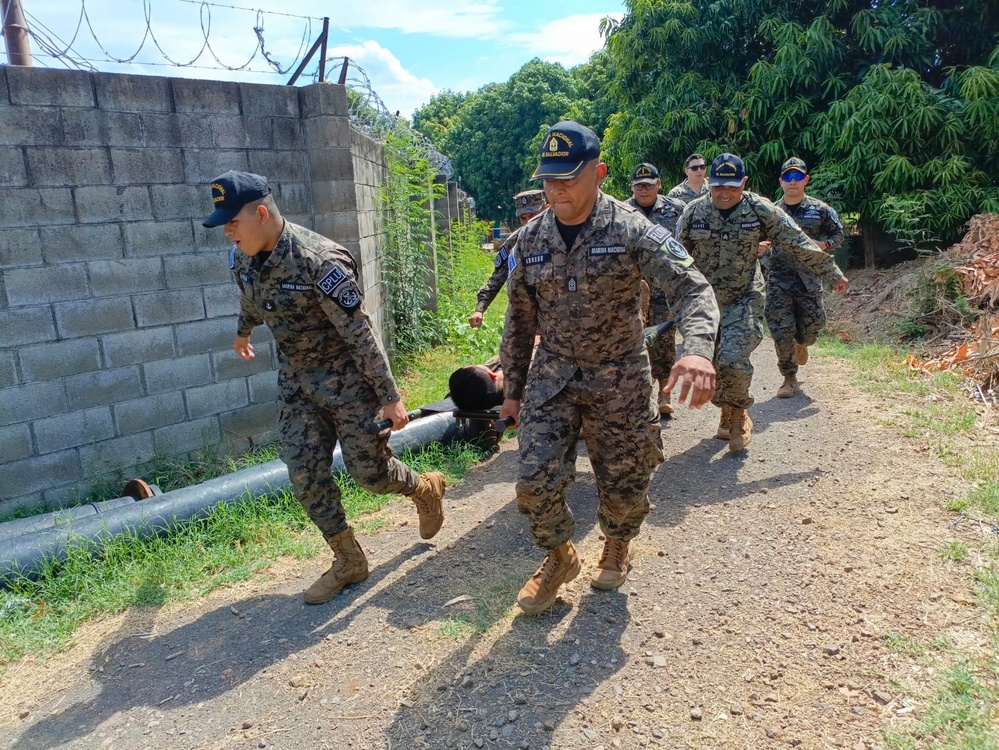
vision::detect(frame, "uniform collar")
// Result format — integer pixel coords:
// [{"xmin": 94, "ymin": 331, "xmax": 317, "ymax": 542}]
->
[{"xmin": 264, "ymin": 220, "xmax": 293, "ymax": 268}]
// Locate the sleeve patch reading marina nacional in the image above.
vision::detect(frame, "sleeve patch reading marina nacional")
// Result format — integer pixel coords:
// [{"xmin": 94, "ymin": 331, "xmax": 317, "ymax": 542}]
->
[
  {"xmin": 645, "ymin": 224, "xmax": 670, "ymax": 245},
  {"xmin": 317, "ymin": 267, "xmax": 349, "ymax": 297}
]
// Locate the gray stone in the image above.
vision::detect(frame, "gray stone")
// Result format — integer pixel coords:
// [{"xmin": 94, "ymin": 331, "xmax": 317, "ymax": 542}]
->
[
  {"xmin": 139, "ymin": 112, "xmax": 214, "ymax": 149},
  {"xmin": 248, "ymin": 150, "xmax": 309, "ymax": 184},
  {"xmin": 212, "ymin": 345, "xmax": 273, "ymax": 381},
  {"xmin": 303, "ymin": 118, "xmax": 353, "ymax": 151},
  {"xmin": 125, "ymin": 219, "xmax": 195, "ymax": 257},
  {"xmin": 94, "ymin": 71, "xmax": 173, "ymax": 112},
  {"xmin": 143, "ymin": 353, "xmax": 212, "ymax": 394},
  {"xmin": 64, "ymin": 366, "xmax": 142, "ymax": 409},
  {"xmin": 4, "ymin": 263, "xmax": 90, "ymax": 307},
  {"xmin": 181, "ymin": 149, "xmax": 250, "ymax": 183},
  {"xmin": 172, "ymin": 78, "xmax": 240, "ymax": 114},
  {"xmin": 78, "ymin": 432, "xmax": 154, "ymax": 476},
  {"xmin": 6, "ymin": 67, "xmax": 95, "ymax": 108},
  {"xmin": 203, "ymin": 283, "xmax": 240, "ymax": 318},
  {"xmin": 0, "ymin": 351, "xmax": 16, "ymax": 388},
  {"xmin": 54, "ymin": 297, "xmax": 135, "ymax": 338},
  {"xmin": 314, "ymin": 211, "xmax": 359, "ymax": 243},
  {"xmin": 0, "ymin": 188, "xmax": 75, "ymax": 227},
  {"xmin": 153, "ymin": 416, "xmax": 221, "ymax": 456},
  {"xmin": 41, "ymin": 224, "xmax": 124, "ymax": 264},
  {"xmin": 307, "ymin": 148, "xmax": 354, "ymax": 183},
  {"xmin": 33, "ymin": 407, "xmax": 115, "ymax": 454},
  {"xmin": 239, "ymin": 83, "xmax": 299, "ymax": 118},
  {"xmin": 0, "ymin": 450, "xmax": 83, "ymax": 499},
  {"xmin": 248, "ymin": 370, "xmax": 278, "ymax": 404},
  {"xmin": 149, "ymin": 183, "xmax": 202, "ymax": 221},
  {"xmin": 192, "ymin": 222, "xmax": 230, "ymax": 252},
  {"xmin": 0, "ymin": 423, "xmax": 32, "ymax": 463},
  {"xmin": 114, "ymin": 392, "xmax": 186, "ymax": 435},
  {"xmin": 102, "ymin": 327, "xmax": 175, "ymax": 368},
  {"xmin": 164, "ymin": 254, "xmax": 231, "ymax": 288},
  {"xmin": 0, "ymin": 306, "xmax": 56, "ymax": 346},
  {"xmin": 0, "ymin": 146, "xmax": 27, "ymax": 187},
  {"xmin": 0, "ymin": 380, "xmax": 68, "ymax": 427},
  {"xmin": 186, "ymin": 379, "xmax": 248, "ymax": 419},
  {"xmin": 89, "ymin": 257, "xmax": 164, "ymax": 297},
  {"xmin": 19, "ymin": 338, "xmax": 102, "ymax": 382},
  {"xmin": 74, "ymin": 186, "xmax": 151, "ymax": 223},
  {"xmin": 311, "ymin": 180, "xmax": 358, "ymax": 213},
  {"xmin": 0, "ymin": 228, "xmax": 42, "ymax": 268},
  {"xmin": 299, "ymin": 83, "xmax": 348, "ymax": 119},
  {"xmin": 133, "ymin": 288, "xmax": 205, "ymax": 327},
  {"xmin": 0, "ymin": 107, "xmax": 63, "ymax": 146},
  {"xmin": 26, "ymin": 147, "xmax": 112, "ymax": 187},
  {"xmin": 175, "ymin": 316, "xmax": 238, "ymax": 356},
  {"xmin": 271, "ymin": 118, "xmax": 303, "ymax": 151},
  {"xmin": 220, "ymin": 402, "xmax": 278, "ymax": 442},
  {"xmin": 60, "ymin": 109, "xmax": 144, "ymax": 147},
  {"xmin": 211, "ymin": 115, "xmax": 272, "ymax": 149},
  {"xmin": 110, "ymin": 148, "xmax": 184, "ymax": 185}
]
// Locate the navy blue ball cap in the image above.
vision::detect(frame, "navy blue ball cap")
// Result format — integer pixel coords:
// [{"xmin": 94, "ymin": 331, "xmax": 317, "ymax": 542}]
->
[
  {"xmin": 631, "ymin": 162, "xmax": 660, "ymax": 184},
  {"xmin": 531, "ymin": 120, "xmax": 601, "ymax": 180},
  {"xmin": 780, "ymin": 156, "xmax": 808, "ymax": 177},
  {"xmin": 203, "ymin": 170, "xmax": 271, "ymax": 228},
  {"xmin": 708, "ymin": 153, "xmax": 746, "ymax": 187}
]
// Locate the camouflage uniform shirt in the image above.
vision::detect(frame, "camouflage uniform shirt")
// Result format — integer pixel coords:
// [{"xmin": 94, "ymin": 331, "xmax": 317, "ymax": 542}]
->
[
  {"xmin": 474, "ymin": 228, "xmax": 519, "ymax": 314},
  {"xmin": 666, "ymin": 181, "xmax": 708, "ymax": 205},
  {"xmin": 626, "ymin": 194, "xmax": 686, "ymax": 234},
  {"xmin": 768, "ymin": 195, "xmax": 845, "ymax": 293}
]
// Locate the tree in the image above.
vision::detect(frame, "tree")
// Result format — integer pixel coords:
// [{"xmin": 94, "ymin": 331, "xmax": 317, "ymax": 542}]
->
[
  {"xmin": 603, "ymin": 0, "xmax": 999, "ymax": 259},
  {"xmin": 411, "ymin": 89, "xmax": 467, "ymax": 155}
]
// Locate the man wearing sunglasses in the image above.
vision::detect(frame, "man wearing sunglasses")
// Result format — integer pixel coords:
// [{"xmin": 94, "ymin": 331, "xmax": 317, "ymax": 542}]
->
[
  {"xmin": 675, "ymin": 153, "xmax": 849, "ymax": 451},
  {"xmin": 760, "ymin": 157, "xmax": 846, "ymax": 398},
  {"xmin": 627, "ymin": 163, "xmax": 688, "ymax": 416},
  {"xmin": 667, "ymin": 153, "xmax": 710, "ymax": 205}
]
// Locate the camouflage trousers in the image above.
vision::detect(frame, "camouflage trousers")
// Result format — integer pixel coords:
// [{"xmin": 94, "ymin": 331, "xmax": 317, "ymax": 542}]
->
[
  {"xmin": 647, "ymin": 299, "xmax": 677, "ymax": 383},
  {"xmin": 765, "ymin": 277, "xmax": 826, "ymax": 378},
  {"xmin": 280, "ymin": 375, "xmax": 419, "ymax": 541},
  {"xmin": 516, "ymin": 364, "xmax": 664, "ymax": 549},
  {"xmin": 713, "ymin": 293, "xmax": 765, "ymax": 410}
]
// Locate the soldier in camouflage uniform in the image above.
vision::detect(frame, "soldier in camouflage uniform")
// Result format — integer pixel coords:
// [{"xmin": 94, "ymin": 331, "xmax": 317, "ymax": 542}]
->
[
  {"xmin": 666, "ymin": 153, "xmax": 709, "ymax": 205},
  {"xmin": 203, "ymin": 171, "xmax": 447, "ymax": 606},
  {"xmin": 761, "ymin": 157, "xmax": 846, "ymax": 398},
  {"xmin": 499, "ymin": 122, "xmax": 720, "ymax": 616},
  {"xmin": 676, "ymin": 154, "xmax": 849, "ymax": 451},
  {"xmin": 627, "ymin": 162, "xmax": 687, "ymax": 416},
  {"xmin": 468, "ymin": 189, "xmax": 548, "ymax": 328}
]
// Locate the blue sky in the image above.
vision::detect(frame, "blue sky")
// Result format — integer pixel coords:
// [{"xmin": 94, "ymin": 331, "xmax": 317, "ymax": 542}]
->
[{"xmin": 13, "ymin": 0, "xmax": 625, "ymax": 116}]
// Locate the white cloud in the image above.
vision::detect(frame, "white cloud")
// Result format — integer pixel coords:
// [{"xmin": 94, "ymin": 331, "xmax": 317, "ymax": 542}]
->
[
  {"xmin": 508, "ymin": 13, "xmax": 620, "ymax": 67},
  {"xmin": 329, "ymin": 41, "xmax": 438, "ymax": 118},
  {"xmin": 314, "ymin": 1, "xmax": 509, "ymax": 39}
]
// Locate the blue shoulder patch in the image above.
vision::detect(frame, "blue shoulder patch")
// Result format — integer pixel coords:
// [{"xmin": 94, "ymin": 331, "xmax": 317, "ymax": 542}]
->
[
  {"xmin": 229, "ymin": 246, "xmax": 236, "ymax": 269},
  {"xmin": 508, "ymin": 250, "xmax": 518, "ymax": 272}
]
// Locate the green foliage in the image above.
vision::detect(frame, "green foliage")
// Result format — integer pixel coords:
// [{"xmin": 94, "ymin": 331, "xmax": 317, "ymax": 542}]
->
[
  {"xmin": 897, "ymin": 258, "xmax": 978, "ymax": 338},
  {"xmin": 411, "ymin": 89, "xmax": 468, "ymax": 153}
]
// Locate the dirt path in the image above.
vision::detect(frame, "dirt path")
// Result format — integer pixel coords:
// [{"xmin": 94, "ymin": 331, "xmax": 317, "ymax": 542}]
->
[{"xmin": 1, "ymin": 344, "xmax": 984, "ymax": 750}]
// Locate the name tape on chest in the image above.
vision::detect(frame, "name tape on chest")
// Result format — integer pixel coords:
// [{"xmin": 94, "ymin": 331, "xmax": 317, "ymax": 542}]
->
[
  {"xmin": 740, "ymin": 220, "xmax": 761, "ymax": 230},
  {"xmin": 644, "ymin": 224, "xmax": 671, "ymax": 245},
  {"xmin": 317, "ymin": 267, "xmax": 349, "ymax": 296},
  {"xmin": 279, "ymin": 283, "xmax": 313, "ymax": 291},
  {"xmin": 588, "ymin": 245, "xmax": 627, "ymax": 256},
  {"xmin": 689, "ymin": 219, "xmax": 708, "ymax": 231},
  {"xmin": 523, "ymin": 252, "xmax": 551, "ymax": 266}
]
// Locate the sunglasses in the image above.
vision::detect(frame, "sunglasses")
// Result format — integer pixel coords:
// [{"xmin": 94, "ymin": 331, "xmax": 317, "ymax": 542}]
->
[
  {"xmin": 687, "ymin": 164, "xmax": 707, "ymax": 171},
  {"xmin": 781, "ymin": 171, "xmax": 807, "ymax": 182}
]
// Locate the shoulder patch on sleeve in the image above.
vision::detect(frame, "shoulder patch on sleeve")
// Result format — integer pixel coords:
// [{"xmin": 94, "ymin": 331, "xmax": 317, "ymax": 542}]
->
[
  {"xmin": 829, "ymin": 208, "xmax": 843, "ymax": 228},
  {"xmin": 496, "ymin": 245, "xmax": 509, "ymax": 268},
  {"xmin": 317, "ymin": 267, "xmax": 349, "ymax": 296},
  {"xmin": 508, "ymin": 249, "xmax": 518, "ymax": 273},
  {"xmin": 645, "ymin": 224, "xmax": 670, "ymax": 245},
  {"xmin": 780, "ymin": 213, "xmax": 801, "ymax": 231},
  {"xmin": 662, "ymin": 236, "xmax": 689, "ymax": 261},
  {"xmin": 229, "ymin": 246, "xmax": 236, "ymax": 269},
  {"xmin": 332, "ymin": 281, "xmax": 362, "ymax": 311}
]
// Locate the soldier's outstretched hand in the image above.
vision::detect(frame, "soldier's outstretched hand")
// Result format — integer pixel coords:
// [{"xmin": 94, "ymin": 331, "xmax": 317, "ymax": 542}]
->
[{"xmin": 663, "ymin": 355, "xmax": 716, "ymax": 409}]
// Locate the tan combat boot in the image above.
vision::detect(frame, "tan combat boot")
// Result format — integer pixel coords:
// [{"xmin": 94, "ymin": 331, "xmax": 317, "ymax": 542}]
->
[
  {"xmin": 517, "ymin": 541, "xmax": 581, "ymax": 615},
  {"xmin": 658, "ymin": 390, "xmax": 674, "ymax": 416},
  {"xmin": 728, "ymin": 408, "xmax": 753, "ymax": 451},
  {"xmin": 590, "ymin": 537, "xmax": 631, "ymax": 590},
  {"xmin": 411, "ymin": 471, "xmax": 446, "ymax": 539},
  {"xmin": 795, "ymin": 343, "xmax": 809, "ymax": 366},
  {"xmin": 776, "ymin": 375, "xmax": 798, "ymax": 399},
  {"xmin": 303, "ymin": 529, "xmax": 370, "ymax": 605},
  {"xmin": 715, "ymin": 406, "xmax": 732, "ymax": 440}
]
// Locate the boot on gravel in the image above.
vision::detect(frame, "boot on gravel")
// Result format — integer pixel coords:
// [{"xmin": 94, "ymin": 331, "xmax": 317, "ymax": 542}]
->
[
  {"xmin": 728, "ymin": 408, "xmax": 753, "ymax": 451},
  {"xmin": 518, "ymin": 541, "xmax": 581, "ymax": 615},
  {"xmin": 303, "ymin": 529, "xmax": 369, "ymax": 605},
  {"xmin": 715, "ymin": 406, "xmax": 732, "ymax": 440},
  {"xmin": 411, "ymin": 471, "xmax": 446, "ymax": 539},
  {"xmin": 658, "ymin": 391, "xmax": 674, "ymax": 416},
  {"xmin": 776, "ymin": 375, "xmax": 798, "ymax": 399},
  {"xmin": 590, "ymin": 537, "xmax": 631, "ymax": 590},
  {"xmin": 795, "ymin": 343, "xmax": 809, "ymax": 366}
]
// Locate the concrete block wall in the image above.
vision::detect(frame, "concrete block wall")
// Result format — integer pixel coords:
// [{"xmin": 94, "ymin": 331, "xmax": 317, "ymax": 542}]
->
[{"xmin": 0, "ymin": 66, "xmax": 389, "ymax": 512}]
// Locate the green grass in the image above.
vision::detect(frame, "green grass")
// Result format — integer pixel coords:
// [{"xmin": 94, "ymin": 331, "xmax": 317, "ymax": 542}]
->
[
  {"xmin": 940, "ymin": 541, "xmax": 969, "ymax": 562},
  {"xmin": 437, "ymin": 571, "xmax": 523, "ymax": 638}
]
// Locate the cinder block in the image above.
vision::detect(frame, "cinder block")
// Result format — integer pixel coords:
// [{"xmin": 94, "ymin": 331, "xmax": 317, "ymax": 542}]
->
[
  {"xmin": 0, "ymin": 450, "xmax": 83, "ymax": 499},
  {"xmin": 41, "ymin": 224, "xmax": 124, "ymax": 264},
  {"xmin": 133, "ymin": 288, "xmax": 205, "ymax": 327},
  {"xmin": 74, "ymin": 186, "xmax": 151, "ymax": 223},
  {"xmin": 114, "ymin": 391, "xmax": 186, "ymax": 435},
  {"xmin": 299, "ymin": 83, "xmax": 348, "ymax": 119},
  {"xmin": 172, "ymin": 78, "xmax": 241, "ymax": 114},
  {"xmin": 239, "ymin": 83, "xmax": 299, "ymax": 118},
  {"xmin": 271, "ymin": 118, "xmax": 303, "ymax": 150},
  {"xmin": 89, "ymin": 257, "xmax": 164, "ymax": 297},
  {"xmin": 94, "ymin": 72, "xmax": 173, "ymax": 112},
  {"xmin": 19, "ymin": 338, "xmax": 102, "ymax": 382},
  {"xmin": 141, "ymin": 112, "xmax": 214, "ymax": 149},
  {"xmin": 0, "ymin": 306, "xmax": 55, "ymax": 346},
  {"xmin": 211, "ymin": 115, "xmax": 272, "ymax": 149},
  {"xmin": 34, "ymin": 406, "xmax": 115, "ymax": 454},
  {"xmin": 247, "ymin": 370, "xmax": 278, "ymax": 404},
  {"xmin": 192, "ymin": 222, "xmax": 231, "ymax": 252},
  {"xmin": 314, "ymin": 211, "xmax": 360, "ymax": 244},
  {"xmin": 102, "ymin": 326, "xmax": 175, "ymax": 368},
  {"xmin": 1, "ymin": 188, "xmax": 75, "ymax": 227},
  {"xmin": 0, "ymin": 228, "xmax": 42, "ymax": 269},
  {"xmin": 149, "ymin": 183, "xmax": 202, "ymax": 221},
  {"xmin": 26, "ymin": 147, "xmax": 112, "ymax": 187},
  {"xmin": 307, "ymin": 148, "xmax": 354, "ymax": 183},
  {"xmin": 64, "ymin": 366, "xmax": 142, "ymax": 409},
  {"xmin": 0, "ymin": 350, "xmax": 16, "ymax": 389},
  {"xmin": 311, "ymin": 179, "xmax": 359, "ymax": 213},
  {"xmin": 0, "ymin": 380, "xmax": 68, "ymax": 426},
  {"xmin": 203, "ymin": 283, "xmax": 240, "ymax": 318},
  {"xmin": 0, "ymin": 423, "xmax": 32, "ymax": 462},
  {"xmin": 60, "ymin": 109, "xmax": 144, "ymax": 147},
  {"xmin": 54, "ymin": 297, "xmax": 135, "ymax": 338},
  {"xmin": 186, "ymin": 379, "xmax": 248, "ymax": 419},
  {"xmin": 78, "ymin": 432, "xmax": 154, "ymax": 476},
  {"xmin": 6, "ymin": 67, "xmax": 95, "ymax": 108},
  {"xmin": 153, "ymin": 415, "xmax": 221, "ymax": 455},
  {"xmin": 247, "ymin": 150, "xmax": 308, "ymax": 183},
  {"xmin": 175, "ymin": 316, "xmax": 238, "ymax": 356},
  {"xmin": 4, "ymin": 263, "xmax": 90, "ymax": 307},
  {"xmin": 124, "ymin": 219, "xmax": 195, "ymax": 257},
  {"xmin": 0, "ymin": 107, "xmax": 63, "ymax": 147},
  {"xmin": 303, "ymin": 116, "xmax": 353, "ymax": 151},
  {"xmin": 110, "ymin": 148, "xmax": 184, "ymax": 185},
  {"xmin": 212, "ymin": 344, "xmax": 273, "ymax": 381},
  {"xmin": 143, "ymin": 353, "xmax": 212, "ymax": 394},
  {"xmin": 0, "ymin": 146, "xmax": 27, "ymax": 187},
  {"xmin": 163, "ymin": 254, "xmax": 231, "ymax": 289},
  {"xmin": 220, "ymin": 401, "xmax": 279, "ymax": 441},
  {"xmin": 181, "ymin": 149, "xmax": 249, "ymax": 184},
  {"xmin": 285, "ymin": 214, "xmax": 313, "ymax": 230}
]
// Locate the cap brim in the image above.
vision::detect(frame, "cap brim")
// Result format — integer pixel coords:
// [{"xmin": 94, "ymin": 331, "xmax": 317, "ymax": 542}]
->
[
  {"xmin": 632, "ymin": 178, "xmax": 659, "ymax": 185},
  {"xmin": 515, "ymin": 207, "xmax": 540, "ymax": 216},
  {"xmin": 531, "ymin": 160, "xmax": 586, "ymax": 180},
  {"xmin": 202, "ymin": 206, "xmax": 240, "ymax": 228},
  {"xmin": 708, "ymin": 178, "xmax": 744, "ymax": 187}
]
